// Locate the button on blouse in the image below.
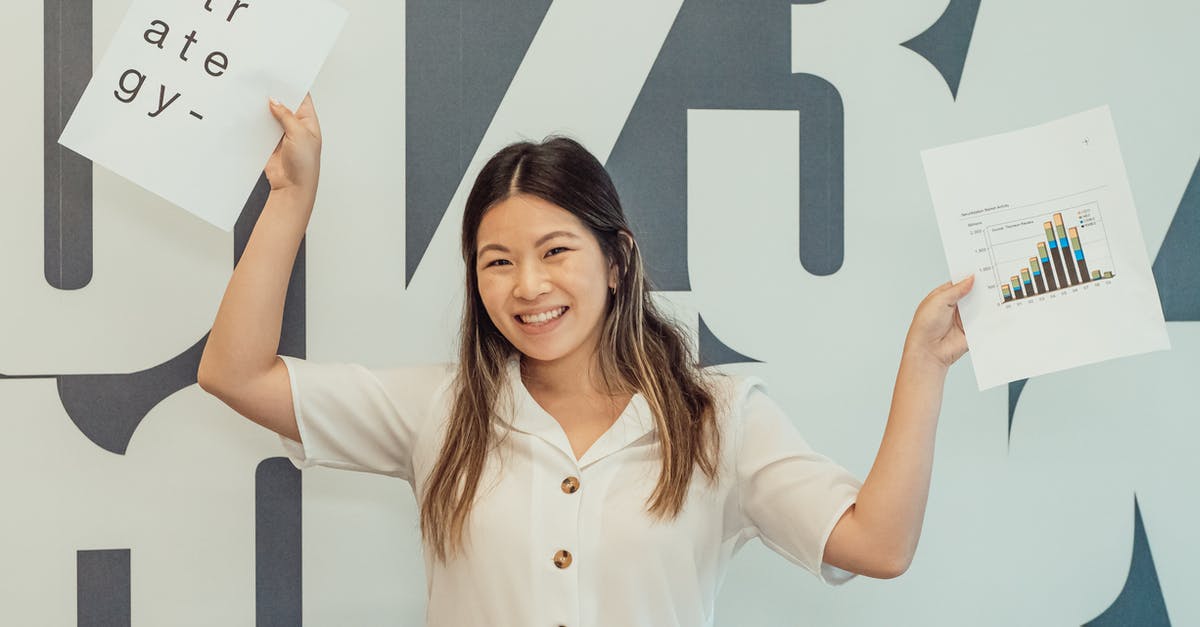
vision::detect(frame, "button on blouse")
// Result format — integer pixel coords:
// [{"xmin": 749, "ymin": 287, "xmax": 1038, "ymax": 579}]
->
[{"xmin": 276, "ymin": 353, "xmax": 862, "ymax": 627}]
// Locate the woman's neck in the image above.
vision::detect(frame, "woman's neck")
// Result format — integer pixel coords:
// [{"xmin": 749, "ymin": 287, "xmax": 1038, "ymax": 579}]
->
[{"xmin": 520, "ymin": 350, "xmax": 616, "ymax": 399}]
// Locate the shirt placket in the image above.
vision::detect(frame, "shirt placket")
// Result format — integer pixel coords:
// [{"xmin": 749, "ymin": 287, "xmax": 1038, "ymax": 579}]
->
[{"xmin": 533, "ymin": 455, "xmax": 583, "ymax": 627}]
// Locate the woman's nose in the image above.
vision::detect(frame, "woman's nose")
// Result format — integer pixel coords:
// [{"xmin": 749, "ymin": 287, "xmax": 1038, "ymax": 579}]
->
[{"xmin": 514, "ymin": 263, "xmax": 551, "ymax": 300}]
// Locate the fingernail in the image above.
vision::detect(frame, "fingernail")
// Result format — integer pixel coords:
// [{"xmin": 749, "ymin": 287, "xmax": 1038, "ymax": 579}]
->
[{"xmin": 269, "ymin": 97, "xmax": 280, "ymax": 107}]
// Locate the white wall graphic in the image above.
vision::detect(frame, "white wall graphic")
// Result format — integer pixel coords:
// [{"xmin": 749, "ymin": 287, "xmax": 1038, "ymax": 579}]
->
[{"xmin": 2, "ymin": 0, "xmax": 1198, "ymax": 625}]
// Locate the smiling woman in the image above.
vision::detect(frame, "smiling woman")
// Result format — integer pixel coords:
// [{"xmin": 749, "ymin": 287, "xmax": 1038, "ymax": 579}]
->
[{"xmin": 200, "ymin": 96, "xmax": 976, "ymax": 627}]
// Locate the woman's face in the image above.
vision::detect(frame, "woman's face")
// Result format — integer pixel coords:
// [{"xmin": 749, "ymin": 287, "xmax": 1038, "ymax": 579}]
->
[{"xmin": 475, "ymin": 193, "xmax": 616, "ymax": 367}]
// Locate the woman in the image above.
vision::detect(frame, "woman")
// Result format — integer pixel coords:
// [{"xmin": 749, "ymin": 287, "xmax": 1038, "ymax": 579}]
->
[{"xmin": 198, "ymin": 94, "xmax": 975, "ymax": 626}]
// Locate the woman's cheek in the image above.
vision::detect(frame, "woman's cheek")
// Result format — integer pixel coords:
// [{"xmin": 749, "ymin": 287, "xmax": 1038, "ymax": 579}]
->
[{"xmin": 477, "ymin": 279, "xmax": 505, "ymax": 319}]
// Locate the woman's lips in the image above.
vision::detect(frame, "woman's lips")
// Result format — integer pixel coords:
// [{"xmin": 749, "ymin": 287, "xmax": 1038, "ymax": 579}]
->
[{"xmin": 515, "ymin": 306, "xmax": 568, "ymax": 335}]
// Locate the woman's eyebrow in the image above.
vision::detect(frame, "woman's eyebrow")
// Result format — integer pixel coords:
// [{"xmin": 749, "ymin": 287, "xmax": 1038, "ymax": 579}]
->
[
  {"xmin": 534, "ymin": 230, "xmax": 581, "ymax": 246},
  {"xmin": 477, "ymin": 230, "xmax": 580, "ymax": 255}
]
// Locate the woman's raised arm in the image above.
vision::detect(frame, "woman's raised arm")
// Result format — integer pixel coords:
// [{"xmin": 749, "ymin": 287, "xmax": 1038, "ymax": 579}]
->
[
  {"xmin": 196, "ymin": 94, "xmax": 322, "ymax": 442},
  {"xmin": 822, "ymin": 274, "xmax": 975, "ymax": 577}
]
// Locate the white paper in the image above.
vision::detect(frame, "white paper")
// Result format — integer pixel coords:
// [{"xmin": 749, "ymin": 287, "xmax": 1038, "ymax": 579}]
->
[
  {"xmin": 58, "ymin": 0, "xmax": 347, "ymax": 231},
  {"xmin": 921, "ymin": 106, "xmax": 1171, "ymax": 390}
]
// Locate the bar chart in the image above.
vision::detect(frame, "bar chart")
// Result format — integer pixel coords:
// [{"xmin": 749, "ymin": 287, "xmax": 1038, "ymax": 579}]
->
[
  {"xmin": 924, "ymin": 106, "xmax": 1170, "ymax": 389},
  {"xmin": 981, "ymin": 202, "xmax": 1115, "ymax": 306}
]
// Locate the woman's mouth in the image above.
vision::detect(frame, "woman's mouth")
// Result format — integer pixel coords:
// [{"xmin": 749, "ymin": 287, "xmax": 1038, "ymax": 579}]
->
[{"xmin": 515, "ymin": 306, "xmax": 569, "ymax": 329}]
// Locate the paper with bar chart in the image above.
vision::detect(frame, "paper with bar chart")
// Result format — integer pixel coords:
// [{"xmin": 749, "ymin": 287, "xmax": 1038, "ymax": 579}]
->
[{"xmin": 921, "ymin": 106, "xmax": 1170, "ymax": 390}]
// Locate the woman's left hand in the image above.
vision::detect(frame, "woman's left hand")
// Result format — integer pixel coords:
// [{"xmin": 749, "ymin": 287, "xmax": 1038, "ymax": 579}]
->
[{"xmin": 904, "ymin": 275, "xmax": 976, "ymax": 369}]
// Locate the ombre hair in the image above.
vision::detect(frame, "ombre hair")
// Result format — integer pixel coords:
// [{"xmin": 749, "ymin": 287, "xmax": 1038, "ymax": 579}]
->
[{"xmin": 418, "ymin": 136, "xmax": 721, "ymax": 561}]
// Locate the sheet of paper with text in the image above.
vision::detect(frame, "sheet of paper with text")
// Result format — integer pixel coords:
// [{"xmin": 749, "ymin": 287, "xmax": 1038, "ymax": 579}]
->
[
  {"xmin": 59, "ymin": 0, "xmax": 347, "ymax": 231},
  {"xmin": 921, "ymin": 106, "xmax": 1171, "ymax": 390}
]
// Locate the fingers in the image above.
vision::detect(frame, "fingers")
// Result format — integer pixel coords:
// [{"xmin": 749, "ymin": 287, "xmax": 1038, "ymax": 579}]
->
[
  {"xmin": 286, "ymin": 93, "xmax": 322, "ymax": 141},
  {"xmin": 296, "ymin": 93, "xmax": 317, "ymax": 120},
  {"xmin": 268, "ymin": 97, "xmax": 306, "ymax": 139},
  {"xmin": 942, "ymin": 274, "xmax": 975, "ymax": 303},
  {"xmin": 925, "ymin": 274, "xmax": 974, "ymax": 309}
]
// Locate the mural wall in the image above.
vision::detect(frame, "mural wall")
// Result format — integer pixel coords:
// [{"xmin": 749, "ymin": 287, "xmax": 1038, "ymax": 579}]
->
[{"xmin": 1, "ymin": 0, "xmax": 1197, "ymax": 624}]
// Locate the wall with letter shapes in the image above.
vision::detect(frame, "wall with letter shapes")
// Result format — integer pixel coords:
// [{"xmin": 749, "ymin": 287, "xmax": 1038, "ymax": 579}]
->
[{"xmin": 2, "ymin": 0, "xmax": 1197, "ymax": 625}]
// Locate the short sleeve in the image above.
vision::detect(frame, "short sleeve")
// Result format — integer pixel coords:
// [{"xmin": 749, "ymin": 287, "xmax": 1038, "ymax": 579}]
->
[
  {"xmin": 276, "ymin": 355, "xmax": 454, "ymax": 483},
  {"xmin": 735, "ymin": 379, "xmax": 864, "ymax": 586}
]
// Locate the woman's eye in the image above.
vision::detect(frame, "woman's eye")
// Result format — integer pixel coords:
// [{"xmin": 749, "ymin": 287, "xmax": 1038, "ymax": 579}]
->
[{"xmin": 483, "ymin": 249, "xmax": 565, "ymax": 268}]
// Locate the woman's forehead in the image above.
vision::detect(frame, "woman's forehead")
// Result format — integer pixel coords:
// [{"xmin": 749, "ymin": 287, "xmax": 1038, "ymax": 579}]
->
[{"xmin": 477, "ymin": 194, "xmax": 588, "ymax": 243}]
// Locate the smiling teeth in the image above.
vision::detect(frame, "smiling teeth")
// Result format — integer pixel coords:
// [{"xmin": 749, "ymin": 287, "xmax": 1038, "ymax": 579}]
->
[{"xmin": 519, "ymin": 307, "xmax": 566, "ymax": 325}]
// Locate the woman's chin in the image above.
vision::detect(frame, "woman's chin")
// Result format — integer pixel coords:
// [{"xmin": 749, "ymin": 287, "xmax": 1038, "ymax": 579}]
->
[
  {"xmin": 509, "ymin": 337, "xmax": 578, "ymax": 364},
  {"xmin": 514, "ymin": 346, "xmax": 566, "ymax": 363}
]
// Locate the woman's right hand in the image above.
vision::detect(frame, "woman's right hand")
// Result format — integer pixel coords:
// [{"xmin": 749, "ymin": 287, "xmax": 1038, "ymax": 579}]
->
[{"xmin": 265, "ymin": 93, "xmax": 322, "ymax": 195}]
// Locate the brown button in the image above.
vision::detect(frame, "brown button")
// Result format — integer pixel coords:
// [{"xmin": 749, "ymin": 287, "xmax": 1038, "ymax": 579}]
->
[
  {"xmin": 560, "ymin": 476, "xmax": 580, "ymax": 494},
  {"xmin": 553, "ymin": 549, "xmax": 573, "ymax": 569}
]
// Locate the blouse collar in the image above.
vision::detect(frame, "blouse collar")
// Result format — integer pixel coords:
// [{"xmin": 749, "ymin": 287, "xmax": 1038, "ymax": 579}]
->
[{"xmin": 499, "ymin": 354, "xmax": 656, "ymax": 469}]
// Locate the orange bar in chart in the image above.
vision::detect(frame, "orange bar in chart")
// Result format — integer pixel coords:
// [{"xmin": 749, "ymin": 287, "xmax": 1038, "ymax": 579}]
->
[
  {"xmin": 1037, "ymin": 241, "xmax": 1058, "ymax": 291},
  {"xmin": 1029, "ymin": 257, "xmax": 1047, "ymax": 293},
  {"xmin": 1045, "ymin": 220, "xmax": 1069, "ymax": 288},
  {"xmin": 1020, "ymin": 268, "xmax": 1034, "ymax": 296},
  {"xmin": 1053, "ymin": 213, "xmax": 1080, "ymax": 285}
]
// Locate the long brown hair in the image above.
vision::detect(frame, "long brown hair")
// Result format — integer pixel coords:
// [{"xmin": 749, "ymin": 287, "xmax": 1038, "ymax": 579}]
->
[{"xmin": 418, "ymin": 136, "xmax": 720, "ymax": 561}]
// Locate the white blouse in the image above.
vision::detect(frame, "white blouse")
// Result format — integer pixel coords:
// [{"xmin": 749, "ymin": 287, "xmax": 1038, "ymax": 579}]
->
[{"xmin": 277, "ymin": 354, "xmax": 862, "ymax": 627}]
